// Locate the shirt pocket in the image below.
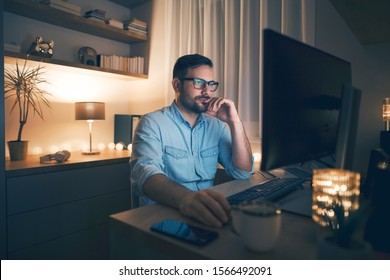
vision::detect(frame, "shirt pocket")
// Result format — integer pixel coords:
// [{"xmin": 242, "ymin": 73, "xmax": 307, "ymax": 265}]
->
[
  {"xmin": 200, "ymin": 145, "xmax": 219, "ymax": 178},
  {"xmin": 163, "ymin": 146, "xmax": 190, "ymax": 181}
]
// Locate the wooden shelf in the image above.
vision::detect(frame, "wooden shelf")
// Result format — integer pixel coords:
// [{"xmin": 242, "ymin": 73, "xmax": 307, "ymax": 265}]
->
[
  {"xmin": 109, "ymin": 0, "xmax": 150, "ymax": 9},
  {"xmin": 4, "ymin": 51, "xmax": 148, "ymax": 79},
  {"xmin": 4, "ymin": 0, "xmax": 148, "ymax": 44}
]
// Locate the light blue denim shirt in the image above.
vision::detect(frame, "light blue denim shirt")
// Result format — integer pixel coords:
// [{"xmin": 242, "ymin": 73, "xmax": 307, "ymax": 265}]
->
[{"xmin": 130, "ymin": 101, "xmax": 253, "ymax": 206}]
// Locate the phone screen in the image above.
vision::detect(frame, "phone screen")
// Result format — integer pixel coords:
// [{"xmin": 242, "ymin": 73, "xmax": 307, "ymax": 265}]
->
[{"xmin": 150, "ymin": 219, "xmax": 218, "ymax": 246}]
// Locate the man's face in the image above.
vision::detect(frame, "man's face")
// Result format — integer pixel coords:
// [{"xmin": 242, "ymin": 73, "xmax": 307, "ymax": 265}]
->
[{"xmin": 176, "ymin": 65, "xmax": 215, "ymax": 114}]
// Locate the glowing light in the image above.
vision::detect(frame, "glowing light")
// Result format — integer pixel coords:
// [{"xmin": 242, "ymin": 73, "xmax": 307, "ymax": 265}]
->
[
  {"xmin": 115, "ymin": 142, "xmax": 124, "ymax": 151},
  {"xmin": 108, "ymin": 142, "xmax": 116, "ymax": 150},
  {"xmin": 127, "ymin": 143, "xmax": 133, "ymax": 152},
  {"xmin": 33, "ymin": 147, "xmax": 43, "ymax": 155},
  {"xmin": 98, "ymin": 143, "xmax": 106, "ymax": 151},
  {"xmin": 253, "ymin": 152, "xmax": 261, "ymax": 162},
  {"xmin": 81, "ymin": 144, "xmax": 89, "ymax": 152},
  {"xmin": 383, "ymin": 98, "xmax": 390, "ymax": 122},
  {"xmin": 312, "ymin": 169, "xmax": 361, "ymax": 230}
]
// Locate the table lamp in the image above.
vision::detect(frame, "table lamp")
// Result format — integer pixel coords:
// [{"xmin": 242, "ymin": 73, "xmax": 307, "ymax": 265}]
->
[
  {"xmin": 383, "ymin": 98, "xmax": 390, "ymax": 131},
  {"xmin": 75, "ymin": 102, "xmax": 105, "ymax": 155},
  {"xmin": 312, "ymin": 169, "xmax": 360, "ymax": 230}
]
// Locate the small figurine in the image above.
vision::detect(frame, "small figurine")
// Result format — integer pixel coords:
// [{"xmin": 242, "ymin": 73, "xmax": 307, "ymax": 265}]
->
[
  {"xmin": 29, "ymin": 36, "xmax": 54, "ymax": 58},
  {"xmin": 78, "ymin": 46, "xmax": 98, "ymax": 66}
]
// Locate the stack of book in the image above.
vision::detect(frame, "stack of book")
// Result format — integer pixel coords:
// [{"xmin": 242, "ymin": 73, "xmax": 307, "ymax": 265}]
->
[
  {"xmin": 84, "ymin": 9, "xmax": 107, "ymax": 23},
  {"xmin": 98, "ymin": 54, "xmax": 144, "ymax": 74},
  {"xmin": 123, "ymin": 18, "xmax": 148, "ymax": 36},
  {"xmin": 40, "ymin": 0, "xmax": 81, "ymax": 16},
  {"xmin": 4, "ymin": 43, "xmax": 21, "ymax": 53}
]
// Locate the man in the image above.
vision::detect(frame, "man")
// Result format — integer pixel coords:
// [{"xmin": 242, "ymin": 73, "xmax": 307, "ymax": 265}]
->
[{"xmin": 130, "ymin": 54, "xmax": 253, "ymax": 228}]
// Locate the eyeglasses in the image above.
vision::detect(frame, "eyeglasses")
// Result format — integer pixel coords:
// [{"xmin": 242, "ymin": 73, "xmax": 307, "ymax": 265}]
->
[{"xmin": 182, "ymin": 77, "xmax": 219, "ymax": 92}]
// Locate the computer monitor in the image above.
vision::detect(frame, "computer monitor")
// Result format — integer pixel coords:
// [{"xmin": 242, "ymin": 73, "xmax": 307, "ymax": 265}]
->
[{"xmin": 261, "ymin": 29, "xmax": 352, "ymax": 171}]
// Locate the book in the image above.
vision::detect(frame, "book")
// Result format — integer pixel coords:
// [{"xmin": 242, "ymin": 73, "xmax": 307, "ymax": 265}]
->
[
  {"xmin": 126, "ymin": 26, "xmax": 148, "ymax": 35},
  {"xmin": 98, "ymin": 54, "xmax": 144, "ymax": 74},
  {"xmin": 84, "ymin": 16, "xmax": 106, "ymax": 24},
  {"xmin": 40, "ymin": 0, "xmax": 81, "ymax": 14},
  {"xmin": 123, "ymin": 17, "xmax": 147, "ymax": 28},
  {"xmin": 4, "ymin": 43, "xmax": 21, "ymax": 53},
  {"xmin": 84, "ymin": 9, "xmax": 106, "ymax": 16},
  {"xmin": 47, "ymin": 3, "xmax": 81, "ymax": 16}
]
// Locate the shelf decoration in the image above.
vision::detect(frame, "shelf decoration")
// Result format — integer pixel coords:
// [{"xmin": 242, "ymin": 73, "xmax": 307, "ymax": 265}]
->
[
  {"xmin": 4, "ymin": 55, "xmax": 53, "ymax": 160},
  {"xmin": 123, "ymin": 17, "xmax": 148, "ymax": 36},
  {"xmin": 28, "ymin": 36, "xmax": 54, "ymax": 58},
  {"xmin": 40, "ymin": 0, "xmax": 81, "ymax": 16},
  {"xmin": 84, "ymin": 9, "xmax": 107, "ymax": 23},
  {"xmin": 98, "ymin": 54, "xmax": 144, "ymax": 74}
]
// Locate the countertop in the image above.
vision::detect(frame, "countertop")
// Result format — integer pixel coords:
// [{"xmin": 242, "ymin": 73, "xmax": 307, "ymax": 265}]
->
[{"xmin": 6, "ymin": 150, "xmax": 131, "ymax": 177}]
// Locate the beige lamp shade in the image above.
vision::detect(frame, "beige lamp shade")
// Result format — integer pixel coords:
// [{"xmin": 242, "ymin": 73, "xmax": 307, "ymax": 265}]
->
[
  {"xmin": 383, "ymin": 98, "xmax": 390, "ymax": 122},
  {"xmin": 383, "ymin": 98, "xmax": 390, "ymax": 131},
  {"xmin": 75, "ymin": 102, "xmax": 105, "ymax": 120}
]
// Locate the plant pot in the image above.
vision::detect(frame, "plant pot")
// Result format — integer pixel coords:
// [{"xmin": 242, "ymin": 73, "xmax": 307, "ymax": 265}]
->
[
  {"xmin": 317, "ymin": 235, "xmax": 373, "ymax": 260},
  {"xmin": 7, "ymin": 140, "xmax": 29, "ymax": 161}
]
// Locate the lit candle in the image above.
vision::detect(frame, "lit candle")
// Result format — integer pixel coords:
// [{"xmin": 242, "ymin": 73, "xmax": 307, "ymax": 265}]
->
[{"xmin": 312, "ymin": 169, "xmax": 360, "ymax": 229}]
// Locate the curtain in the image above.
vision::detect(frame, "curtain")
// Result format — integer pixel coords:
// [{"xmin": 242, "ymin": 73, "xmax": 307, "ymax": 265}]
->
[{"xmin": 165, "ymin": 0, "xmax": 315, "ymax": 144}]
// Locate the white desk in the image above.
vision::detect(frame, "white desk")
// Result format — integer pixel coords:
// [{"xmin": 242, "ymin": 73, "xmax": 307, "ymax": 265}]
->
[{"xmin": 109, "ymin": 173, "xmax": 319, "ymax": 259}]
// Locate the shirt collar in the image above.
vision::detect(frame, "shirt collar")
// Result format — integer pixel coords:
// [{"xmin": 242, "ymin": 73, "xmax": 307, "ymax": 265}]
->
[{"xmin": 170, "ymin": 101, "xmax": 206, "ymax": 127}]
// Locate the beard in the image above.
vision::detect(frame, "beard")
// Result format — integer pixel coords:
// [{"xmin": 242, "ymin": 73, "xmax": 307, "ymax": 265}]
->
[{"xmin": 178, "ymin": 92, "xmax": 209, "ymax": 113}]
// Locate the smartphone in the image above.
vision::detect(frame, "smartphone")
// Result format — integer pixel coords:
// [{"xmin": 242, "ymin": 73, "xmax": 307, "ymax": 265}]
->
[{"xmin": 150, "ymin": 219, "xmax": 218, "ymax": 246}]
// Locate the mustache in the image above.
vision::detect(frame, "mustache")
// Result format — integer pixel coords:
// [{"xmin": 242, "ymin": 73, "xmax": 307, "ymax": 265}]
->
[{"xmin": 196, "ymin": 96, "xmax": 210, "ymax": 101}]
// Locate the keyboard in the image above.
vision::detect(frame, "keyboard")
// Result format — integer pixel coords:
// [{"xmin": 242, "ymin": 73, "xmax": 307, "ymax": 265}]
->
[{"xmin": 226, "ymin": 177, "xmax": 306, "ymax": 205}]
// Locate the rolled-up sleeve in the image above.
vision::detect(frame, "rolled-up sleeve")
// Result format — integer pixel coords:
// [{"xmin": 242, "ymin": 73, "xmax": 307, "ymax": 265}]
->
[
  {"xmin": 130, "ymin": 115, "xmax": 166, "ymax": 197},
  {"xmin": 217, "ymin": 123, "xmax": 254, "ymax": 180}
]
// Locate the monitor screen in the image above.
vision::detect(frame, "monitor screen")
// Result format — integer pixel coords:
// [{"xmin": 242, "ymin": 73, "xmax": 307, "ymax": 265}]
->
[{"xmin": 261, "ymin": 29, "xmax": 352, "ymax": 171}]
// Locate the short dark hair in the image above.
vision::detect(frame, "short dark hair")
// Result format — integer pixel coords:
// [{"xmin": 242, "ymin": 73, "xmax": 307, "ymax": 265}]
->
[{"xmin": 172, "ymin": 54, "xmax": 213, "ymax": 80}]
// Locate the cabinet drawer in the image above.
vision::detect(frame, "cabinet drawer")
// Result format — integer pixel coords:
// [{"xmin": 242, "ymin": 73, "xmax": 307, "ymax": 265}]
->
[
  {"xmin": 8, "ymin": 223, "xmax": 110, "ymax": 260},
  {"xmin": 7, "ymin": 163, "xmax": 130, "ymax": 214},
  {"xmin": 8, "ymin": 189, "xmax": 131, "ymax": 252}
]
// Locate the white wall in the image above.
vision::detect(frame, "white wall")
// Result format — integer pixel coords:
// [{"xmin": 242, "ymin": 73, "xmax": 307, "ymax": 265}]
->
[
  {"xmin": 315, "ymin": 0, "xmax": 390, "ymax": 175},
  {"xmin": 4, "ymin": 0, "xmax": 168, "ymax": 155}
]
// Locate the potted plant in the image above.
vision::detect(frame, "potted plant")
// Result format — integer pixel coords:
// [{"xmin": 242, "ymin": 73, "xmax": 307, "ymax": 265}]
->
[
  {"xmin": 4, "ymin": 56, "xmax": 52, "ymax": 161},
  {"xmin": 317, "ymin": 199, "xmax": 372, "ymax": 259}
]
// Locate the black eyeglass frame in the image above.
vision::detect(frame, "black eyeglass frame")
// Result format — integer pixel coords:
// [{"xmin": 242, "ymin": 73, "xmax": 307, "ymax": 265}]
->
[{"xmin": 182, "ymin": 77, "xmax": 219, "ymax": 92}]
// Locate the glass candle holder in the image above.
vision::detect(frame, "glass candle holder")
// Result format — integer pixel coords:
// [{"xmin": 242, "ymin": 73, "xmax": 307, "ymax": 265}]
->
[
  {"xmin": 383, "ymin": 98, "xmax": 390, "ymax": 131},
  {"xmin": 312, "ymin": 169, "xmax": 361, "ymax": 229}
]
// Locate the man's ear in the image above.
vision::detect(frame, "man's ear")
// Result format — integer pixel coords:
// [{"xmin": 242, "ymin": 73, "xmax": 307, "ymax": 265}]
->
[{"xmin": 172, "ymin": 77, "xmax": 181, "ymax": 92}]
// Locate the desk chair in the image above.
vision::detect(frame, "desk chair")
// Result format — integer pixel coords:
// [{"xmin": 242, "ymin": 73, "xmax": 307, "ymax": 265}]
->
[
  {"xmin": 130, "ymin": 182, "xmax": 140, "ymax": 209},
  {"xmin": 214, "ymin": 168, "xmax": 235, "ymax": 185}
]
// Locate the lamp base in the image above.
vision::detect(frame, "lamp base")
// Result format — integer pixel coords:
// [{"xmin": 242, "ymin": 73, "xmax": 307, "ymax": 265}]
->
[{"xmin": 82, "ymin": 150, "xmax": 100, "ymax": 155}]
